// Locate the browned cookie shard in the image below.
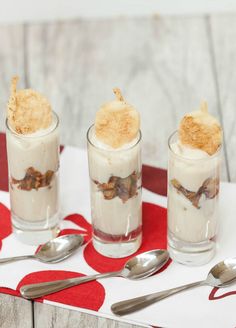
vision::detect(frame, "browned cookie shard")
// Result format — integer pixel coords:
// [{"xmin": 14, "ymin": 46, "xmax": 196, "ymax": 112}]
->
[
  {"xmin": 179, "ymin": 101, "xmax": 222, "ymax": 155},
  {"xmin": 7, "ymin": 76, "xmax": 52, "ymax": 134},
  {"xmin": 95, "ymin": 88, "xmax": 140, "ymax": 148}
]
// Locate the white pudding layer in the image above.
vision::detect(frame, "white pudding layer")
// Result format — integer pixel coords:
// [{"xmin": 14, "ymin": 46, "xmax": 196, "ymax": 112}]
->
[
  {"xmin": 91, "ymin": 182, "xmax": 141, "ymax": 235},
  {"xmin": 168, "ymin": 141, "xmax": 220, "ymax": 243},
  {"xmin": 6, "ymin": 113, "xmax": 59, "ymax": 223},
  {"xmin": 88, "ymin": 126, "xmax": 142, "ymax": 237}
]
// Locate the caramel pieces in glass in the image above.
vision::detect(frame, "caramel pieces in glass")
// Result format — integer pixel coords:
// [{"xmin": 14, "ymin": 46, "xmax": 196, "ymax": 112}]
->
[
  {"xmin": 171, "ymin": 177, "xmax": 219, "ymax": 209},
  {"xmin": 179, "ymin": 101, "xmax": 222, "ymax": 155},
  {"xmin": 94, "ymin": 171, "xmax": 140, "ymax": 203},
  {"xmin": 7, "ymin": 76, "xmax": 52, "ymax": 134},
  {"xmin": 11, "ymin": 167, "xmax": 54, "ymax": 191},
  {"xmin": 95, "ymin": 88, "xmax": 140, "ymax": 148}
]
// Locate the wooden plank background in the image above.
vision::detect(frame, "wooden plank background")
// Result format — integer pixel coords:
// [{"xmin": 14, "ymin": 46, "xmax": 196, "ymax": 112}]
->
[{"xmin": 0, "ymin": 14, "xmax": 235, "ymax": 327}]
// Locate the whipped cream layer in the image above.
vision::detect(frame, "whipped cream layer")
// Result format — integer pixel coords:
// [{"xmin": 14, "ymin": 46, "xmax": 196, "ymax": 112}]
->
[
  {"xmin": 88, "ymin": 125, "xmax": 141, "ymax": 182},
  {"xmin": 171, "ymin": 141, "xmax": 210, "ymax": 159},
  {"xmin": 169, "ymin": 141, "xmax": 220, "ymax": 191},
  {"xmin": 7, "ymin": 113, "xmax": 59, "ymax": 180}
]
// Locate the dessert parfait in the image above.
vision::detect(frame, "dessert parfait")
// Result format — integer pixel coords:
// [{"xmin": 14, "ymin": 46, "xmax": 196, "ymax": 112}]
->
[
  {"xmin": 87, "ymin": 88, "xmax": 142, "ymax": 258},
  {"xmin": 6, "ymin": 77, "xmax": 60, "ymax": 245},
  {"xmin": 168, "ymin": 101, "xmax": 222, "ymax": 265}
]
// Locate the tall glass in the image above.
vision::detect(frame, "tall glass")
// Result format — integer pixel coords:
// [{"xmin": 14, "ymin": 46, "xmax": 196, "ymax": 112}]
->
[
  {"xmin": 6, "ymin": 112, "xmax": 60, "ymax": 245},
  {"xmin": 87, "ymin": 125, "xmax": 142, "ymax": 258},
  {"xmin": 168, "ymin": 131, "xmax": 221, "ymax": 265}
]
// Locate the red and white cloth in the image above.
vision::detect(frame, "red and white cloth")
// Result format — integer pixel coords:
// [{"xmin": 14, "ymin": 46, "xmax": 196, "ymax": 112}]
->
[{"xmin": 0, "ymin": 133, "xmax": 235, "ymax": 328}]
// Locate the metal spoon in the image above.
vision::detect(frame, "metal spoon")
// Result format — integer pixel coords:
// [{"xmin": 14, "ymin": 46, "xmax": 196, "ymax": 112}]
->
[
  {"xmin": 20, "ymin": 249, "xmax": 169, "ymax": 299},
  {"xmin": 0, "ymin": 234, "xmax": 84, "ymax": 264},
  {"xmin": 111, "ymin": 257, "xmax": 236, "ymax": 315}
]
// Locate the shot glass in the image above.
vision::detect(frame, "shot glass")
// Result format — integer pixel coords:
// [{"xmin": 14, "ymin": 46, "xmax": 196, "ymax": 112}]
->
[
  {"xmin": 87, "ymin": 125, "xmax": 142, "ymax": 258},
  {"xmin": 6, "ymin": 112, "xmax": 60, "ymax": 245},
  {"xmin": 168, "ymin": 131, "xmax": 221, "ymax": 265}
]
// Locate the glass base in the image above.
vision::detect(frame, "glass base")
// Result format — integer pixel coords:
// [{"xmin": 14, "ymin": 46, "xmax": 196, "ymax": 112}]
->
[
  {"xmin": 168, "ymin": 230, "xmax": 216, "ymax": 266},
  {"xmin": 93, "ymin": 232, "xmax": 142, "ymax": 258},
  {"xmin": 12, "ymin": 212, "xmax": 60, "ymax": 245}
]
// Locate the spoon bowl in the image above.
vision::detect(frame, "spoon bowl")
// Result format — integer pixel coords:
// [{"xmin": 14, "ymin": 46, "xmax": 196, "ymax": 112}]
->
[
  {"xmin": 206, "ymin": 257, "xmax": 236, "ymax": 287},
  {"xmin": 0, "ymin": 234, "xmax": 84, "ymax": 265},
  {"xmin": 121, "ymin": 249, "xmax": 169, "ymax": 279},
  {"xmin": 35, "ymin": 234, "xmax": 84, "ymax": 263}
]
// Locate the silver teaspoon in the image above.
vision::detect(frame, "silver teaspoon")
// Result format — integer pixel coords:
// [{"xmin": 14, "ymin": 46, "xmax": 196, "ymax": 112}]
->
[
  {"xmin": 0, "ymin": 234, "xmax": 84, "ymax": 264},
  {"xmin": 20, "ymin": 249, "xmax": 169, "ymax": 299},
  {"xmin": 111, "ymin": 257, "xmax": 236, "ymax": 315}
]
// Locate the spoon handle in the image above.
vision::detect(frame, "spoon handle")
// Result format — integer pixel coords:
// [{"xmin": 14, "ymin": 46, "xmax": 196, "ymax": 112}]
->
[
  {"xmin": 111, "ymin": 280, "xmax": 205, "ymax": 315},
  {"xmin": 0, "ymin": 255, "xmax": 34, "ymax": 264},
  {"xmin": 20, "ymin": 270, "xmax": 121, "ymax": 299}
]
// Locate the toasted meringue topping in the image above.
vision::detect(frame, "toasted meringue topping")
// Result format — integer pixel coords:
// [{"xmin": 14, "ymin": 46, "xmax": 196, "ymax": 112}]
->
[
  {"xmin": 179, "ymin": 101, "xmax": 222, "ymax": 155},
  {"xmin": 95, "ymin": 88, "xmax": 140, "ymax": 148},
  {"xmin": 7, "ymin": 76, "xmax": 52, "ymax": 134}
]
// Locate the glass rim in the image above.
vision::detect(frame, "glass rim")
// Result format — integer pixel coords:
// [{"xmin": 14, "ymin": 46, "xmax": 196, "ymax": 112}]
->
[
  {"xmin": 87, "ymin": 124, "xmax": 142, "ymax": 152},
  {"xmin": 5, "ymin": 111, "xmax": 59, "ymax": 139},
  {"xmin": 168, "ymin": 130, "xmax": 222, "ymax": 161}
]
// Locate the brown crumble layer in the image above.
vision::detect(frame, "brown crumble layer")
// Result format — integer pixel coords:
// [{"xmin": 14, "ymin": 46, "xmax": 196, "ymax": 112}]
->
[
  {"xmin": 94, "ymin": 171, "xmax": 140, "ymax": 203},
  {"xmin": 171, "ymin": 177, "xmax": 219, "ymax": 209},
  {"xmin": 11, "ymin": 167, "xmax": 54, "ymax": 191}
]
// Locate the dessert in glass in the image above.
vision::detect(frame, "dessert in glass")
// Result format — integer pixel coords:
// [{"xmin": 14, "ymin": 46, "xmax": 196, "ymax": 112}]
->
[
  {"xmin": 6, "ymin": 77, "xmax": 60, "ymax": 245},
  {"xmin": 168, "ymin": 102, "xmax": 222, "ymax": 265},
  {"xmin": 87, "ymin": 88, "xmax": 142, "ymax": 258}
]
